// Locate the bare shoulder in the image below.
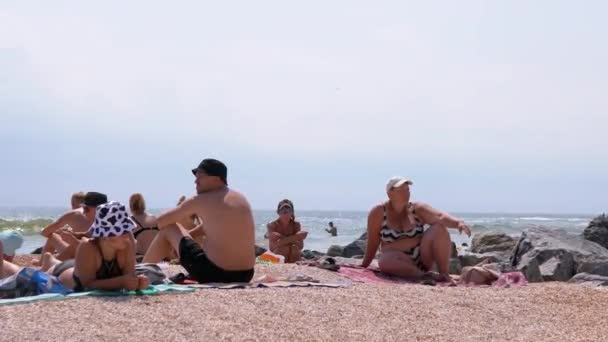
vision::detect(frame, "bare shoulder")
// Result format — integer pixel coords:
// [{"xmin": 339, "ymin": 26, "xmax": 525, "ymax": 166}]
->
[
  {"xmin": 368, "ymin": 202, "xmax": 385, "ymax": 218},
  {"xmin": 411, "ymin": 202, "xmax": 433, "ymax": 212},
  {"xmin": 62, "ymin": 208, "xmax": 80, "ymax": 219},
  {"xmin": 75, "ymin": 239, "xmax": 97, "ymax": 259},
  {"xmin": 267, "ymin": 220, "xmax": 278, "ymax": 229}
]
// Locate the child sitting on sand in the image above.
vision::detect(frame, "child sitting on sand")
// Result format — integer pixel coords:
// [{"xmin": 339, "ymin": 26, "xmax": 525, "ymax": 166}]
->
[{"xmin": 267, "ymin": 199, "xmax": 308, "ymax": 263}]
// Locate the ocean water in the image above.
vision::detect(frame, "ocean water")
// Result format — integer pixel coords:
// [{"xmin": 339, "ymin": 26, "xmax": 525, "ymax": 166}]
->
[{"xmin": 0, "ymin": 207, "xmax": 595, "ymax": 255}]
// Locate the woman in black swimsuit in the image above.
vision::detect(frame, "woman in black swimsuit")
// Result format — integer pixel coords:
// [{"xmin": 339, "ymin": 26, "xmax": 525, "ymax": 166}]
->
[
  {"xmin": 48, "ymin": 201, "xmax": 149, "ymax": 292},
  {"xmin": 361, "ymin": 177, "xmax": 471, "ymax": 284},
  {"xmin": 129, "ymin": 193, "xmax": 159, "ymax": 255}
]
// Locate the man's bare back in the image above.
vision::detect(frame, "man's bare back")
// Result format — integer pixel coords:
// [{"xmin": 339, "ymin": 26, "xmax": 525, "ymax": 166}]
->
[
  {"xmin": 41, "ymin": 208, "xmax": 93, "ymax": 237},
  {"xmin": 184, "ymin": 187, "xmax": 255, "ymax": 270}
]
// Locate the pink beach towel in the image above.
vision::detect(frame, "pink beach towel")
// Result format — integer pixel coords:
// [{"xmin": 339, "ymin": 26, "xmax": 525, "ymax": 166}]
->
[
  {"xmin": 492, "ymin": 272, "xmax": 528, "ymax": 288},
  {"xmin": 338, "ymin": 266, "xmax": 527, "ymax": 288}
]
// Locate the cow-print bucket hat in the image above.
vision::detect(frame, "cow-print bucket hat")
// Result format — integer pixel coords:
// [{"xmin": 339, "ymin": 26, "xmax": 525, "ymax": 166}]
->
[{"xmin": 89, "ymin": 201, "xmax": 136, "ymax": 238}]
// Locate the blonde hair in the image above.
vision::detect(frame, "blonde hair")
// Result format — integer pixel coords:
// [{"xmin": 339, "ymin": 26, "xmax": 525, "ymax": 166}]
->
[
  {"xmin": 71, "ymin": 192, "xmax": 86, "ymax": 206},
  {"xmin": 129, "ymin": 193, "xmax": 146, "ymax": 215}
]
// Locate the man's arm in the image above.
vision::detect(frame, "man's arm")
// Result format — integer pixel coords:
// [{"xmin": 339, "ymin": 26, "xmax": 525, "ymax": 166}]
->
[
  {"xmin": 157, "ymin": 197, "xmax": 198, "ymax": 229},
  {"xmin": 41, "ymin": 212, "xmax": 73, "ymax": 238}
]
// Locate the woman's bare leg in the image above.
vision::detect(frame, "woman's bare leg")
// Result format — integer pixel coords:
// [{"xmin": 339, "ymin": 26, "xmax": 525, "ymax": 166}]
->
[
  {"xmin": 420, "ymin": 224, "xmax": 453, "ymax": 282},
  {"xmin": 40, "ymin": 252, "xmax": 62, "ymax": 272},
  {"xmin": 378, "ymin": 250, "xmax": 424, "ymax": 278},
  {"xmin": 289, "ymin": 245, "xmax": 302, "ymax": 263},
  {"xmin": 1, "ymin": 258, "xmax": 21, "ymax": 279}
]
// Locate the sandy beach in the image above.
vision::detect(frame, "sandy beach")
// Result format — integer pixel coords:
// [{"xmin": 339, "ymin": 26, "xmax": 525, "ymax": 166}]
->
[{"xmin": 1, "ymin": 256, "xmax": 607, "ymax": 341}]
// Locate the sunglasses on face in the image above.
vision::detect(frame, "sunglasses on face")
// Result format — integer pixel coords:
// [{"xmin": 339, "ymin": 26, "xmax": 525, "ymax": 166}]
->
[{"xmin": 278, "ymin": 208, "xmax": 293, "ymax": 215}]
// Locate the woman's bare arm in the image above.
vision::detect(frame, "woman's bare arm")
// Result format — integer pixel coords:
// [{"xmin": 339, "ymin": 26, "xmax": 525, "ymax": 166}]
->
[
  {"xmin": 361, "ymin": 205, "xmax": 383, "ymax": 268},
  {"xmin": 414, "ymin": 203, "xmax": 470, "ymax": 236},
  {"xmin": 74, "ymin": 241, "xmax": 134, "ymax": 290}
]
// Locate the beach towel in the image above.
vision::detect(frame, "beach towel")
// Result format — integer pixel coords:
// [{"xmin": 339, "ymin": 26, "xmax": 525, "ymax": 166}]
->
[
  {"xmin": 0, "ymin": 284, "xmax": 195, "ymax": 306},
  {"xmin": 186, "ymin": 281, "xmax": 349, "ymax": 289},
  {"xmin": 338, "ymin": 266, "xmax": 528, "ymax": 288},
  {"xmin": 135, "ymin": 263, "xmax": 169, "ymax": 285},
  {"xmin": 338, "ymin": 266, "xmax": 418, "ymax": 285}
]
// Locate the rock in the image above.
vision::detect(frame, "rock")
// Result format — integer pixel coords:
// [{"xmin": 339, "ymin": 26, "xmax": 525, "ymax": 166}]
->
[
  {"xmin": 471, "ymin": 231, "xmax": 516, "ymax": 254},
  {"xmin": 31, "ymin": 247, "xmax": 43, "ymax": 255},
  {"xmin": 538, "ymin": 252, "xmax": 575, "ymax": 281},
  {"xmin": 327, "ymin": 245, "xmax": 344, "ymax": 257},
  {"xmin": 449, "ymin": 258, "xmax": 462, "ymax": 275},
  {"xmin": 511, "ymin": 227, "xmax": 608, "ymax": 281},
  {"xmin": 301, "ymin": 249, "xmax": 325, "ymax": 260},
  {"xmin": 342, "ymin": 239, "xmax": 366, "ymax": 258},
  {"xmin": 577, "ymin": 260, "xmax": 608, "ymax": 276},
  {"xmin": 460, "ymin": 252, "xmax": 503, "ymax": 267},
  {"xmin": 569, "ymin": 273, "xmax": 608, "ymax": 286},
  {"xmin": 583, "ymin": 214, "xmax": 608, "ymax": 249},
  {"xmin": 337, "ymin": 232, "xmax": 368, "ymax": 258},
  {"xmin": 516, "ymin": 257, "xmax": 543, "ymax": 283},
  {"xmin": 254, "ymin": 245, "xmax": 267, "ymax": 257}
]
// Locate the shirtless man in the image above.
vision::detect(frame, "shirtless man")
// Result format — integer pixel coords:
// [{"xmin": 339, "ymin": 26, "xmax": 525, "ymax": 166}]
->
[
  {"xmin": 325, "ymin": 221, "xmax": 338, "ymax": 237},
  {"xmin": 143, "ymin": 159, "xmax": 255, "ymax": 283},
  {"xmin": 39, "ymin": 192, "xmax": 108, "ymax": 260}
]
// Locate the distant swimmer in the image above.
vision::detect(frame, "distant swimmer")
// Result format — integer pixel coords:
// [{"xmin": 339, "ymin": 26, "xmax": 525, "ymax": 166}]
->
[{"xmin": 325, "ymin": 221, "xmax": 338, "ymax": 236}]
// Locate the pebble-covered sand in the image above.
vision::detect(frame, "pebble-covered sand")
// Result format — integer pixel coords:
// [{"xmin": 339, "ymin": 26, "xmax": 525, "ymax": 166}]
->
[{"xmin": 2, "ymin": 256, "xmax": 608, "ymax": 341}]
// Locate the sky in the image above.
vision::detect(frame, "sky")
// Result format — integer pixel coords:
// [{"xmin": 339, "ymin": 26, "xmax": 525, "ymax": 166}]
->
[{"xmin": 0, "ymin": 1, "xmax": 607, "ymax": 213}]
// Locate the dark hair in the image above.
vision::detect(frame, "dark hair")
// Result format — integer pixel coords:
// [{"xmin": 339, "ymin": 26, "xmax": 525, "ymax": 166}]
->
[
  {"xmin": 329, "ymin": 221, "xmax": 334, "ymax": 226},
  {"xmin": 277, "ymin": 199, "xmax": 295, "ymax": 222}
]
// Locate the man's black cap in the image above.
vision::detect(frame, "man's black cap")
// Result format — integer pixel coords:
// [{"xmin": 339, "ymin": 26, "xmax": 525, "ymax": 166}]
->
[{"xmin": 191, "ymin": 159, "xmax": 228, "ymax": 184}]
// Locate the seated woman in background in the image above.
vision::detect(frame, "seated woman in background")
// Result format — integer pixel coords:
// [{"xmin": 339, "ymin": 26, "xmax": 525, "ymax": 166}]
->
[
  {"xmin": 129, "ymin": 193, "xmax": 159, "ymax": 255},
  {"xmin": 361, "ymin": 177, "xmax": 471, "ymax": 285},
  {"xmin": 43, "ymin": 201, "xmax": 148, "ymax": 292},
  {"xmin": 266, "ymin": 199, "xmax": 308, "ymax": 263}
]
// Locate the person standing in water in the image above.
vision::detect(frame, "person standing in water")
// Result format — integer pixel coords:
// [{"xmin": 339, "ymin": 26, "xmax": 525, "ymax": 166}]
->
[
  {"xmin": 267, "ymin": 199, "xmax": 308, "ymax": 263},
  {"xmin": 325, "ymin": 222, "xmax": 338, "ymax": 236}
]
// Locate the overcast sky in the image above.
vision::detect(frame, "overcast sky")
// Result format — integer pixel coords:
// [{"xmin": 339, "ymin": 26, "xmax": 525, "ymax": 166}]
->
[{"xmin": 1, "ymin": 1, "xmax": 606, "ymax": 213}]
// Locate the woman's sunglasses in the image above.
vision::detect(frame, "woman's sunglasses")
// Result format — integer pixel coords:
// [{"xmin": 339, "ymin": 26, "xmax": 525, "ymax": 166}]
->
[{"xmin": 278, "ymin": 208, "xmax": 293, "ymax": 215}]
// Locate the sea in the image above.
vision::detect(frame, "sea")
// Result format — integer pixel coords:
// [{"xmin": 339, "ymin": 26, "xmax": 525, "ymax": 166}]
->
[{"xmin": 0, "ymin": 206, "xmax": 595, "ymax": 255}]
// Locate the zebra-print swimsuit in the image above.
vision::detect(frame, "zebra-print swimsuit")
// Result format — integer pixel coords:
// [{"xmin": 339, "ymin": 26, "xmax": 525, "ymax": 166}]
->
[{"xmin": 380, "ymin": 203, "xmax": 428, "ymax": 269}]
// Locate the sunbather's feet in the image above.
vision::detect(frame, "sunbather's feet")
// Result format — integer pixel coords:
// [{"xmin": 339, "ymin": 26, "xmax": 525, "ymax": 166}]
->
[
  {"xmin": 40, "ymin": 252, "xmax": 59, "ymax": 272},
  {"xmin": 437, "ymin": 273, "xmax": 457, "ymax": 286},
  {"xmin": 420, "ymin": 272, "xmax": 437, "ymax": 286}
]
